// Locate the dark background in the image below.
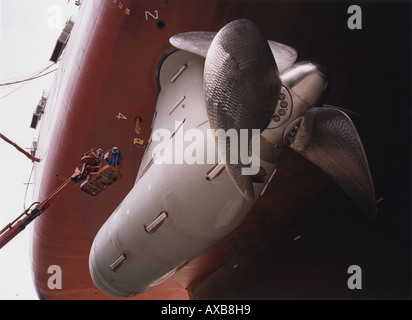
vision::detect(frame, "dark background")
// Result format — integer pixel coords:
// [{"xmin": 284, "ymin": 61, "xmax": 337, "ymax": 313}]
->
[{"xmin": 189, "ymin": 0, "xmax": 411, "ymax": 300}]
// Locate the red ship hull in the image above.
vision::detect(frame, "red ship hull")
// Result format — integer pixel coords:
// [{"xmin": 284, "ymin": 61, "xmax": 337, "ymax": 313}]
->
[{"xmin": 31, "ymin": 0, "xmax": 411, "ymax": 300}]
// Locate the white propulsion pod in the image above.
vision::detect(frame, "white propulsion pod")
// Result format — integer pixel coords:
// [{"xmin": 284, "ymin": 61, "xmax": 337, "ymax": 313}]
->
[{"xmin": 89, "ymin": 50, "xmax": 278, "ymax": 297}]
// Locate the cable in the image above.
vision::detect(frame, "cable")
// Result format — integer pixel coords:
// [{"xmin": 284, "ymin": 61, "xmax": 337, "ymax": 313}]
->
[
  {"xmin": 0, "ymin": 68, "xmax": 57, "ymax": 87},
  {"xmin": 0, "ymin": 62, "xmax": 56, "ymax": 84},
  {"xmin": 0, "ymin": 60, "xmax": 62, "ymax": 99},
  {"xmin": 0, "ymin": 82, "xmax": 29, "ymax": 100},
  {"xmin": 23, "ymin": 164, "xmax": 35, "ymax": 211}
]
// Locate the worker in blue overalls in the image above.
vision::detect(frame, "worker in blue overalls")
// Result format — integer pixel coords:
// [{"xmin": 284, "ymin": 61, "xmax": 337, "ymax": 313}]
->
[{"xmin": 107, "ymin": 147, "xmax": 122, "ymax": 167}]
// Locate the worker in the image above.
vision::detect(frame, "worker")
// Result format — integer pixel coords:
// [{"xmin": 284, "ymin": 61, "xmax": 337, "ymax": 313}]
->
[
  {"xmin": 95, "ymin": 148, "xmax": 103, "ymax": 165},
  {"xmin": 107, "ymin": 147, "xmax": 122, "ymax": 167}
]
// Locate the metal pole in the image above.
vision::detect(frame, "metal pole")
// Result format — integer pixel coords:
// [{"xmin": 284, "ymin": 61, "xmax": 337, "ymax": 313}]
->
[{"xmin": 0, "ymin": 133, "xmax": 40, "ymax": 162}]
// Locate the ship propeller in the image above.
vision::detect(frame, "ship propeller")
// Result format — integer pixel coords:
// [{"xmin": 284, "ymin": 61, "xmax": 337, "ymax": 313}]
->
[{"xmin": 170, "ymin": 19, "xmax": 376, "ymax": 216}]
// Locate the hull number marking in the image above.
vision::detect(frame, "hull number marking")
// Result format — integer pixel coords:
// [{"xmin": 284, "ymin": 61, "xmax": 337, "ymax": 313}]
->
[
  {"xmin": 116, "ymin": 113, "xmax": 128, "ymax": 120},
  {"xmin": 112, "ymin": 0, "xmax": 131, "ymax": 15},
  {"xmin": 145, "ymin": 10, "xmax": 159, "ymax": 21}
]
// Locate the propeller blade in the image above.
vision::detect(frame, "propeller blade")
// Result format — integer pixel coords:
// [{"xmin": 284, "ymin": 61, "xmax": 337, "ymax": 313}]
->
[
  {"xmin": 285, "ymin": 107, "xmax": 377, "ymax": 217},
  {"xmin": 170, "ymin": 31, "xmax": 216, "ymax": 58},
  {"xmin": 170, "ymin": 31, "xmax": 297, "ymax": 72},
  {"xmin": 267, "ymin": 40, "xmax": 298, "ymax": 73},
  {"xmin": 204, "ymin": 19, "xmax": 282, "ymax": 201}
]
